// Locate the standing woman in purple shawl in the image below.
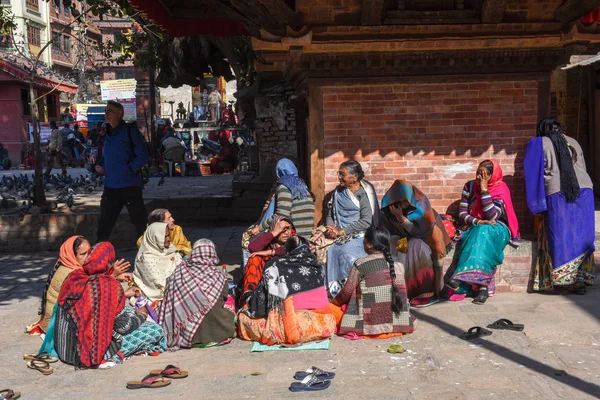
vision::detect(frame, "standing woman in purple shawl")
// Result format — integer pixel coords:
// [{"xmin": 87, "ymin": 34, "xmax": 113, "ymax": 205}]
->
[{"xmin": 524, "ymin": 118, "xmax": 595, "ymax": 294}]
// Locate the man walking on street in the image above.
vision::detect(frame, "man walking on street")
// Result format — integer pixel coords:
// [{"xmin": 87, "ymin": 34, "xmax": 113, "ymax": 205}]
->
[
  {"xmin": 95, "ymin": 100, "xmax": 149, "ymax": 242},
  {"xmin": 44, "ymin": 121, "xmax": 66, "ymax": 176}
]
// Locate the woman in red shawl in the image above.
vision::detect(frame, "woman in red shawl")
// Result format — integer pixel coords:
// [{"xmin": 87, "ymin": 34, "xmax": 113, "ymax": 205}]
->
[
  {"xmin": 55, "ymin": 242, "xmax": 166, "ymax": 368},
  {"xmin": 448, "ymin": 159, "xmax": 520, "ymax": 304},
  {"xmin": 239, "ymin": 216, "xmax": 296, "ymax": 306}
]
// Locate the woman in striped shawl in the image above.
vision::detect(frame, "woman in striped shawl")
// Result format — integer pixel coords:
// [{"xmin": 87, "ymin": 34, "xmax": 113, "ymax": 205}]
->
[
  {"xmin": 448, "ymin": 159, "xmax": 520, "ymax": 304},
  {"xmin": 158, "ymin": 239, "xmax": 235, "ymax": 349}
]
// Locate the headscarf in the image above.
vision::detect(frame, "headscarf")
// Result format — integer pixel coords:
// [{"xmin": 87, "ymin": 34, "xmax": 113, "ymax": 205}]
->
[
  {"xmin": 57, "ymin": 242, "xmax": 125, "ymax": 367},
  {"xmin": 276, "ymin": 158, "xmax": 309, "ymax": 200},
  {"xmin": 133, "ymin": 222, "xmax": 182, "ymax": 301},
  {"xmin": 381, "ymin": 180, "xmax": 450, "ymax": 256},
  {"xmin": 39, "ymin": 236, "xmax": 84, "ymax": 318},
  {"xmin": 537, "ymin": 117, "xmax": 580, "ymax": 202},
  {"xmin": 158, "ymin": 239, "xmax": 226, "ymax": 349},
  {"xmin": 470, "ymin": 159, "xmax": 521, "ymax": 240},
  {"xmin": 381, "ymin": 180, "xmax": 425, "ymax": 222}
]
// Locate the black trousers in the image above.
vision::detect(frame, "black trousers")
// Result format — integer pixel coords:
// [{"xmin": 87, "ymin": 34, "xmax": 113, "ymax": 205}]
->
[{"xmin": 97, "ymin": 186, "xmax": 147, "ymax": 243}]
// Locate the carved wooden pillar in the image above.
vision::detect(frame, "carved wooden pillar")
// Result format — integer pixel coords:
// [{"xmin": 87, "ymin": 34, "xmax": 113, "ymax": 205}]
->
[
  {"xmin": 397, "ymin": 1, "xmax": 405, "ymax": 11},
  {"xmin": 455, "ymin": 0, "xmax": 464, "ymax": 10}
]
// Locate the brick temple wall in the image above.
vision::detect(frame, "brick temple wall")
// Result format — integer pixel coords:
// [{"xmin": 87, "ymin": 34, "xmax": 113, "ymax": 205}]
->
[{"xmin": 321, "ymin": 80, "xmax": 539, "ymax": 233}]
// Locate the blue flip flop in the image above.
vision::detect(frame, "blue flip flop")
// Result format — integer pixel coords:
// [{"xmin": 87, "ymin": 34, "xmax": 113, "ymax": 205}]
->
[
  {"xmin": 293, "ymin": 366, "xmax": 335, "ymax": 381},
  {"xmin": 289, "ymin": 374, "xmax": 331, "ymax": 392}
]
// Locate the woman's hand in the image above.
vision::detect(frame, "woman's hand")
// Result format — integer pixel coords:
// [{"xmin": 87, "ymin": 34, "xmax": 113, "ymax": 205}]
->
[
  {"xmin": 477, "ymin": 219, "xmax": 496, "ymax": 226},
  {"xmin": 111, "ymin": 259, "xmax": 131, "ymax": 278},
  {"xmin": 124, "ymin": 287, "xmax": 142, "ymax": 298},
  {"xmin": 248, "ymin": 225, "xmax": 260, "ymax": 236},
  {"xmin": 325, "ymin": 226, "xmax": 343, "ymax": 239},
  {"xmin": 390, "ymin": 203, "xmax": 407, "ymax": 223},
  {"xmin": 271, "ymin": 220, "xmax": 289, "ymax": 237},
  {"xmin": 116, "ymin": 272, "xmax": 133, "ymax": 282},
  {"xmin": 477, "ymin": 168, "xmax": 491, "ymax": 191}
]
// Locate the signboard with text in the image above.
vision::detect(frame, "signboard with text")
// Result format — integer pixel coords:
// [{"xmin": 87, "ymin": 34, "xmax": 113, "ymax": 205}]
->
[{"xmin": 100, "ymin": 78, "xmax": 136, "ymax": 101}]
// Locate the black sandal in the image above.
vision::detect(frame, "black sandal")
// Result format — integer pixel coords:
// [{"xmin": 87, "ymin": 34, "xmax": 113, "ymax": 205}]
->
[
  {"xmin": 487, "ymin": 318, "xmax": 524, "ymax": 331},
  {"xmin": 572, "ymin": 284, "xmax": 586, "ymax": 295},
  {"xmin": 472, "ymin": 288, "xmax": 489, "ymax": 304},
  {"xmin": 446, "ymin": 279, "xmax": 460, "ymax": 290},
  {"xmin": 459, "ymin": 326, "xmax": 492, "ymax": 340}
]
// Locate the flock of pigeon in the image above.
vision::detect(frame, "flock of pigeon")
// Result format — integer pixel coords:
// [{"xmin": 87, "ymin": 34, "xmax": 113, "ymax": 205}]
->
[{"xmin": 0, "ymin": 173, "xmax": 104, "ymax": 219}]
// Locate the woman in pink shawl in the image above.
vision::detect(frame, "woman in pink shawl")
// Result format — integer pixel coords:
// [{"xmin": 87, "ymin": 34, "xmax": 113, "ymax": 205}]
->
[{"xmin": 448, "ymin": 159, "xmax": 520, "ymax": 304}]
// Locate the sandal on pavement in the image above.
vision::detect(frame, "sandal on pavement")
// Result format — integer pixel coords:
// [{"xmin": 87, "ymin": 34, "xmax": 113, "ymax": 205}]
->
[
  {"xmin": 289, "ymin": 374, "xmax": 331, "ymax": 392},
  {"xmin": 487, "ymin": 318, "xmax": 524, "ymax": 332},
  {"xmin": 23, "ymin": 352, "xmax": 58, "ymax": 363},
  {"xmin": 472, "ymin": 288, "xmax": 489, "ymax": 305},
  {"xmin": 459, "ymin": 326, "xmax": 492, "ymax": 341},
  {"xmin": 126, "ymin": 374, "xmax": 172, "ymax": 389},
  {"xmin": 0, "ymin": 389, "xmax": 21, "ymax": 400},
  {"xmin": 294, "ymin": 366, "xmax": 335, "ymax": 381},
  {"xmin": 149, "ymin": 365, "xmax": 188, "ymax": 379},
  {"xmin": 26, "ymin": 359, "xmax": 53, "ymax": 375}
]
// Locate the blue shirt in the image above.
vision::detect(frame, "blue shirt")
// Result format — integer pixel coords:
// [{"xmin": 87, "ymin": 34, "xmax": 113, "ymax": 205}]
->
[{"xmin": 98, "ymin": 121, "xmax": 149, "ymax": 189}]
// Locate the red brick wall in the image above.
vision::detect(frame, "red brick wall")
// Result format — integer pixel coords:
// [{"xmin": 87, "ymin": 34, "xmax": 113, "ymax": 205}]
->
[{"xmin": 321, "ymin": 80, "xmax": 539, "ymax": 233}]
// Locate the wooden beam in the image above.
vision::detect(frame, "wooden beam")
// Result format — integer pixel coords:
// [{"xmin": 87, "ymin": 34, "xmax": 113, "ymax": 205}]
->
[
  {"xmin": 361, "ymin": 0, "xmax": 385, "ymax": 26},
  {"xmin": 555, "ymin": 0, "xmax": 600, "ymax": 24},
  {"xmin": 480, "ymin": 0, "xmax": 505, "ymax": 24}
]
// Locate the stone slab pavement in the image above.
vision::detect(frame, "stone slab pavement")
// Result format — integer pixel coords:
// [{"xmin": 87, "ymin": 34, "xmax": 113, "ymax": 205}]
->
[
  {"xmin": 1, "ymin": 225, "xmax": 599, "ymax": 399},
  {"xmin": 0, "ymin": 168, "xmax": 233, "ymax": 214}
]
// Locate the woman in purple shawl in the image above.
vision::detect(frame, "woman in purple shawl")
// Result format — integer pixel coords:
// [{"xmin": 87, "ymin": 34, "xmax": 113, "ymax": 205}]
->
[{"xmin": 524, "ymin": 118, "xmax": 595, "ymax": 294}]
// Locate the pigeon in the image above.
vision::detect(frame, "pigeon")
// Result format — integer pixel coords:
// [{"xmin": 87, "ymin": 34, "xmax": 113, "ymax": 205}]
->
[
  {"xmin": 66, "ymin": 195, "xmax": 74, "ymax": 210},
  {"xmin": 158, "ymin": 175, "xmax": 165, "ymax": 186},
  {"xmin": 19, "ymin": 201, "xmax": 29, "ymax": 221}
]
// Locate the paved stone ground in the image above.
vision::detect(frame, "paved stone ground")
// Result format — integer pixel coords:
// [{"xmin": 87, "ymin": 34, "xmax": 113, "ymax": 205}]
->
[
  {"xmin": 1, "ymin": 225, "xmax": 599, "ymax": 399},
  {"xmin": 0, "ymin": 168, "xmax": 233, "ymax": 213}
]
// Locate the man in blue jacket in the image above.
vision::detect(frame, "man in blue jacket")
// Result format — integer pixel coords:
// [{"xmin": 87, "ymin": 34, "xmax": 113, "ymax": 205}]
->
[{"xmin": 95, "ymin": 100, "xmax": 149, "ymax": 242}]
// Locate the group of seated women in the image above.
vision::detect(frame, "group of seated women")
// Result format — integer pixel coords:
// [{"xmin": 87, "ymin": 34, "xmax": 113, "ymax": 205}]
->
[
  {"xmin": 26, "ymin": 153, "xmax": 524, "ymax": 365},
  {"xmin": 237, "ymin": 155, "xmax": 521, "ymax": 343},
  {"xmin": 28, "ymin": 208, "xmax": 235, "ymax": 368}
]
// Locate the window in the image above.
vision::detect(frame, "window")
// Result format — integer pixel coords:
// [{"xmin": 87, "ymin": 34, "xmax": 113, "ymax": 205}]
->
[
  {"xmin": 0, "ymin": 0, "xmax": 11, "ymax": 5},
  {"xmin": 52, "ymin": 31, "xmax": 61, "ymax": 53},
  {"xmin": 63, "ymin": 36, "xmax": 70, "ymax": 56},
  {"xmin": 0, "ymin": 34, "xmax": 10, "ymax": 48},
  {"xmin": 47, "ymin": 95, "xmax": 57, "ymax": 118},
  {"xmin": 25, "ymin": 0, "xmax": 38, "ymax": 11},
  {"xmin": 53, "ymin": 0, "xmax": 60, "ymax": 8},
  {"xmin": 62, "ymin": 3, "xmax": 70, "ymax": 16},
  {"xmin": 27, "ymin": 25, "xmax": 40, "ymax": 47},
  {"xmin": 21, "ymin": 89, "xmax": 31, "ymax": 116},
  {"xmin": 116, "ymin": 70, "xmax": 135, "ymax": 79}
]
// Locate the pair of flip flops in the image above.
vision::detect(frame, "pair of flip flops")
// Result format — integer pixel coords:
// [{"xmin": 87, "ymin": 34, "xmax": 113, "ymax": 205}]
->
[
  {"xmin": 126, "ymin": 365, "xmax": 188, "ymax": 389},
  {"xmin": 0, "ymin": 389, "xmax": 21, "ymax": 400},
  {"xmin": 289, "ymin": 366, "xmax": 335, "ymax": 392},
  {"xmin": 24, "ymin": 352, "xmax": 58, "ymax": 375},
  {"xmin": 459, "ymin": 319, "xmax": 524, "ymax": 340}
]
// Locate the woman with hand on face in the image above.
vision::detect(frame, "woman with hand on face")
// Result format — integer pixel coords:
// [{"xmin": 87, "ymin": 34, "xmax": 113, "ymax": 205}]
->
[
  {"xmin": 448, "ymin": 159, "xmax": 520, "ymax": 304},
  {"xmin": 380, "ymin": 181, "xmax": 451, "ymax": 308},
  {"xmin": 240, "ymin": 216, "xmax": 296, "ymax": 306},
  {"xmin": 323, "ymin": 160, "xmax": 379, "ymax": 297}
]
